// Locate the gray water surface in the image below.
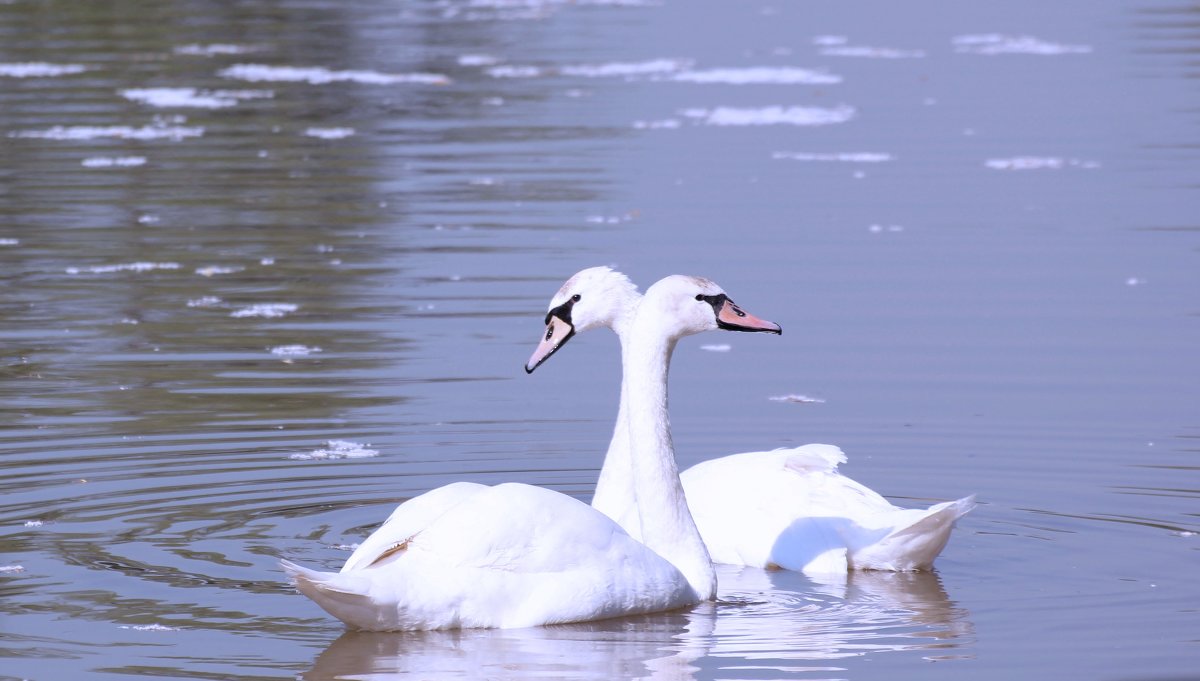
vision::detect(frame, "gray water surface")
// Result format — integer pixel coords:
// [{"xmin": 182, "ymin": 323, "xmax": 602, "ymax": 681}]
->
[{"xmin": 2, "ymin": 1, "xmax": 1197, "ymax": 679}]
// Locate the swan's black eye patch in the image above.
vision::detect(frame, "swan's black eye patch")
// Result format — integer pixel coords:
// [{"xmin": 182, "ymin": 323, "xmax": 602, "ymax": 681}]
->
[{"xmin": 572, "ymin": 294, "xmax": 581, "ymax": 302}]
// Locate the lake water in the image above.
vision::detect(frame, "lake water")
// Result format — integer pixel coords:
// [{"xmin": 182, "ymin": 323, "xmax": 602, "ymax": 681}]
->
[{"xmin": 1, "ymin": 0, "xmax": 1197, "ymax": 679}]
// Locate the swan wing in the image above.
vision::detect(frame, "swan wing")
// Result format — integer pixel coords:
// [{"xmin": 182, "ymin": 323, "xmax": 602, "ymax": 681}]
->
[
  {"xmin": 340, "ymin": 481, "xmax": 489, "ymax": 573},
  {"xmin": 682, "ymin": 445, "xmax": 973, "ymax": 573},
  {"xmin": 285, "ymin": 483, "xmax": 695, "ymax": 630}
]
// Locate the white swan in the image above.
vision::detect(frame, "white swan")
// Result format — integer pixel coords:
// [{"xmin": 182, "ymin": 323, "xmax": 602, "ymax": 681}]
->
[
  {"xmin": 281, "ymin": 274, "xmax": 781, "ymax": 630},
  {"xmin": 526, "ymin": 267, "xmax": 975, "ymax": 574}
]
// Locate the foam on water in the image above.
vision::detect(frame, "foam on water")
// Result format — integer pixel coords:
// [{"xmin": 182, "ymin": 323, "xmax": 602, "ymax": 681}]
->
[
  {"xmin": 119, "ymin": 624, "xmax": 180, "ymax": 632},
  {"xmin": 561, "ymin": 59, "xmax": 691, "ymax": 78},
  {"xmin": 458, "ymin": 54, "xmax": 500, "ymax": 66},
  {"xmin": 672, "ymin": 67, "xmax": 841, "ymax": 85},
  {"xmin": 218, "ymin": 64, "xmax": 450, "ymax": 85},
  {"xmin": 682, "ymin": 105, "xmax": 855, "ymax": 126},
  {"xmin": 486, "ymin": 65, "xmax": 543, "ymax": 78},
  {"xmin": 229, "ymin": 303, "xmax": 298, "ymax": 318},
  {"xmin": 121, "ymin": 87, "xmax": 273, "ymax": 109},
  {"xmin": 12, "ymin": 120, "xmax": 203, "ymax": 142},
  {"xmin": 270, "ymin": 345, "xmax": 322, "ymax": 357},
  {"xmin": 0, "ymin": 238, "xmax": 19, "ymax": 246},
  {"xmin": 174, "ymin": 43, "xmax": 261, "ymax": 56},
  {"xmin": 632, "ymin": 118, "xmax": 682, "ymax": 129},
  {"xmin": 773, "ymin": 151, "xmax": 893, "ymax": 163},
  {"xmin": 289, "ymin": 440, "xmax": 379, "ymax": 461},
  {"xmin": 304, "ymin": 127, "xmax": 356, "ymax": 139},
  {"xmin": 813, "ymin": 35, "xmax": 848, "ymax": 46},
  {"xmin": 81, "ymin": 156, "xmax": 147, "ymax": 168},
  {"xmin": 953, "ymin": 34, "xmax": 1092, "ymax": 56},
  {"xmin": 769, "ymin": 394, "xmax": 827, "ymax": 404},
  {"xmin": 186, "ymin": 296, "xmax": 223, "ymax": 308},
  {"xmin": 0, "ymin": 565, "xmax": 25, "ymax": 573},
  {"xmin": 819, "ymin": 46, "xmax": 926, "ymax": 59},
  {"xmin": 66, "ymin": 262, "xmax": 181, "ymax": 274},
  {"xmin": 985, "ymin": 156, "xmax": 1100, "ymax": 170},
  {"xmin": 0, "ymin": 62, "xmax": 89, "ymax": 77},
  {"xmin": 195, "ymin": 265, "xmax": 244, "ymax": 276}
]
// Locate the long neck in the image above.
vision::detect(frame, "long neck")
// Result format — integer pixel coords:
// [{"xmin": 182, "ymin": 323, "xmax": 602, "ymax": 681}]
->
[
  {"xmin": 590, "ymin": 303, "xmax": 639, "ymax": 535},
  {"xmin": 622, "ymin": 317, "xmax": 716, "ymax": 600}
]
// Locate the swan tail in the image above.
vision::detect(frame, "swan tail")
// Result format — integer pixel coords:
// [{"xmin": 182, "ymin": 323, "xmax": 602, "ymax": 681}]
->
[
  {"xmin": 850, "ymin": 495, "xmax": 976, "ymax": 571},
  {"xmin": 282, "ymin": 559, "xmax": 387, "ymax": 630}
]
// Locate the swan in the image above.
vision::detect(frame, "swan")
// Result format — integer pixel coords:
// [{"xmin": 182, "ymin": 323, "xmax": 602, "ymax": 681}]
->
[
  {"xmin": 280, "ymin": 274, "xmax": 782, "ymax": 630},
  {"xmin": 526, "ymin": 267, "xmax": 975, "ymax": 574}
]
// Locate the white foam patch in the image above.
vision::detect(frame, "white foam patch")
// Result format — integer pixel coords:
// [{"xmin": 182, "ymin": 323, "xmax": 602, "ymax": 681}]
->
[
  {"xmin": 305, "ymin": 127, "xmax": 356, "ymax": 139},
  {"xmin": 121, "ymin": 87, "xmax": 273, "ymax": 109},
  {"xmin": 11, "ymin": 123, "xmax": 204, "ymax": 141},
  {"xmin": 24, "ymin": 520, "xmax": 44, "ymax": 527},
  {"xmin": 458, "ymin": 54, "xmax": 500, "ymax": 66},
  {"xmin": 769, "ymin": 394, "xmax": 827, "ymax": 404},
  {"xmin": 700, "ymin": 344, "xmax": 732, "ymax": 352},
  {"xmin": 67, "ymin": 262, "xmax": 180, "ymax": 274},
  {"xmin": 229, "ymin": 303, "xmax": 297, "ymax": 318},
  {"xmin": 672, "ymin": 67, "xmax": 841, "ymax": 85},
  {"xmin": 0, "ymin": 565, "xmax": 25, "ymax": 573},
  {"xmin": 819, "ymin": 46, "xmax": 926, "ymax": 59},
  {"xmin": 486, "ymin": 64, "xmax": 543, "ymax": 78},
  {"xmin": 81, "ymin": 156, "xmax": 147, "ymax": 168},
  {"xmin": 289, "ymin": 440, "xmax": 379, "ymax": 461},
  {"xmin": 683, "ymin": 105, "xmax": 855, "ymax": 126},
  {"xmin": 195, "ymin": 265, "xmax": 243, "ymax": 277},
  {"xmin": 632, "ymin": 119, "xmax": 682, "ymax": 130},
  {"xmin": 984, "ymin": 156, "xmax": 1100, "ymax": 170},
  {"xmin": 561, "ymin": 59, "xmax": 691, "ymax": 78},
  {"xmin": 219, "ymin": 64, "xmax": 449, "ymax": 85},
  {"xmin": 953, "ymin": 34, "xmax": 1092, "ymax": 56},
  {"xmin": 585, "ymin": 213, "xmax": 634, "ymax": 224},
  {"xmin": 119, "ymin": 624, "xmax": 180, "ymax": 632},
  {"xmin": 174, "ymin": 43, "xmax": 261, "ymax": 56},
  {"xmin": 773, "ymin": 151, "xmax": 893, "ymax": 163},
  {"xmin": 813, "ymin": 35, "xmax": 848, "ymax": 46},
  {"xmin": 0, "ymin": 238, "xmax": 19, "ymax": 246},
  {"xmin": 270, "ymin": 344, "xmax": 322, "ymax": 357},
  {"xmin": 0, "ymin": 62, "xmax": 89, "ymax": 77},
  {"xmin": 186, "ymin": 296, "xmax": 223, "ymax": 308}
]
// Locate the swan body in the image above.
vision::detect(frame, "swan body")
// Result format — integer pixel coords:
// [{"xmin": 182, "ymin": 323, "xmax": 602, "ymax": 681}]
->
[
  {"xmin": 682, "ymin": 445, "xmax": 975, "ymax": 572},
  {"xmin": 283, "ymin": 484, "xmax": 692, "ymax": 630},
  {"xmin": 284, "ymin": 273, "xmax": 779, "ymax": 629},
  {"xmin": 527, "ymin": 267, "xmax": 974, "ymax": 574}
]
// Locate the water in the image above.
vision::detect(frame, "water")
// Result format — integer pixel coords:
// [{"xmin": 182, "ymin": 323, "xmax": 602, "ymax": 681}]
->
[{"xmin": 1, "ymin": 0, "xmax": 1197, "ymax": 679}]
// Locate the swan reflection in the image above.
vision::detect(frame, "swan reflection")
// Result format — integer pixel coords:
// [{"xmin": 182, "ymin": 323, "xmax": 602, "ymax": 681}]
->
[{"xmin": 301, "ymin": 565, "xmax": 973, "ymax": 680}]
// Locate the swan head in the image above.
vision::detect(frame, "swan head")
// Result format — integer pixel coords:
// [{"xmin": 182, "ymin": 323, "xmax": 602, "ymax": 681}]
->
[
  {"xmin": 525, "ymin": 267, "xmax": 640, "ymax": 373},
  {"xmin": 640, "ymin": 275, "xmax": 782, "ymax": 339}
]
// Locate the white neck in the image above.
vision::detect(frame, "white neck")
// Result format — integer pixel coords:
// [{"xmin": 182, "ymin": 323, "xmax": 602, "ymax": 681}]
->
[
  {"xmin": 590, "ymin": 297, "xmax": 639, "ymax": 534},
  {"xmin": 590, "ymin": 322, "xmax": 635, "ymax": 533},
  {"xmin": 619, "ymin": 305, "xmax": 716, "ymax": 600}
]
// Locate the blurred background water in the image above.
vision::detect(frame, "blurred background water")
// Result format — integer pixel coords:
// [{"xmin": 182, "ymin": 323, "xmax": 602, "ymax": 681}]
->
[{"xmin": 1, "ymin": 1, "xmax": 1197, "ymax": 679}]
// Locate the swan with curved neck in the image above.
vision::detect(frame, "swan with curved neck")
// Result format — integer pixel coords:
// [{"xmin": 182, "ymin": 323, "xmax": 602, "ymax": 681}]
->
[
  {"xmin": 527, "ymin": 267, "xmax": 975, "ymax": 573},
  {"xmin": 281, "ymin": 274, "xmax": 780, "ymax": 629}
]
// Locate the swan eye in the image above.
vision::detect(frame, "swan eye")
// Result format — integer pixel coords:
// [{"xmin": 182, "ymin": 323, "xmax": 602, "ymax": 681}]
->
[
  {"xmin": 695, "ymin": 294, "xmax": 704, "ymax": 301},
  {"xmin": 572, "ymin": 294, "xmax": 581, "ymax": 302}
]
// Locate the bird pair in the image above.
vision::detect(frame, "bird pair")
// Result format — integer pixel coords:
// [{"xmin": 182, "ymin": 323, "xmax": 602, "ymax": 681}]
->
[{"xmin": 283, "ymin": 268, "xmax": 975, "ymax": 631}]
